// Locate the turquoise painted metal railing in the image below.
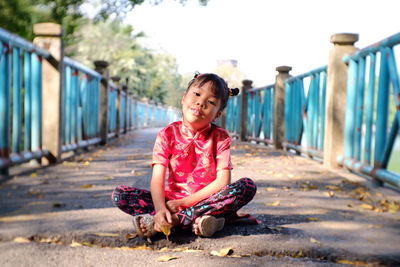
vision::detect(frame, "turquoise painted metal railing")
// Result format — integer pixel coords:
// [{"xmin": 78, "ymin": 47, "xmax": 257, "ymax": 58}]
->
[
  {"xmin": 108, "ymin": 83, "xmax": 118, "ymax": 136},
  {"xmin": 0, "ymin": 26, "xmax": 181, "ymax": 173},
  {"xmin": 284, "ymin": 66, "xmax": 327, "ymax": 158},
  {"xmin": 226, "ymin": 94, "xmax": 241, "ymax": 137},
  {"xmin": 338, "ymin": 32, "xmax": 400, "ymax": 187},
  {"xmin": 63, "ymin": 57, "xmax": 102, "ymax": 152},
  {"xmin": 246, "ymin": 84, "xmax": 275, "ymax": 144},
  {"xmin": 0, "ymin": 27, "xmax": 50, "ymax": 170}
]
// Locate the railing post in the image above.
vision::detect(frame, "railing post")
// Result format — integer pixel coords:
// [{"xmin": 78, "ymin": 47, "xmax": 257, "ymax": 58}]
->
[
  {"xmin": 94, "ymin": 60, "xmax": 110, "ymax": 145},
  {"xmin": 33, "ymin": 23, "xmax": 63, "ymax": 164},
  {"xmin": 240, "ymin": 80, "xmax": 252, "ymax": 141},
  {"xmin": 111, "ymin": 76, "xmax": 121, "ymax": 137},
  {"xmin": 273, "ymin": 66, "xmax": 292, "ymax": 149},
  {"xmin": 323, "ymin": 33, "xmax": 359, "ymax": 169}
]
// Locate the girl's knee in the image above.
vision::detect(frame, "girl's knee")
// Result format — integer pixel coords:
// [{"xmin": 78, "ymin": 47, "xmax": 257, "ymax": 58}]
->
[
  {"xmin": 237, "ymin": 177, "xmax": 257, "ymax": 199},
  {"xmin": 238, "ymin": 177, "xmax": 257, "ymax": 190},
  {"xmin": 111, "ymin": 185, "xmax": 128, "ymax": 206}
]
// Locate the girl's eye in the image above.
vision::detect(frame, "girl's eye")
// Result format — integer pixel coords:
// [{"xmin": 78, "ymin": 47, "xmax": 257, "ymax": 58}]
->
[
  {"xmin": 208, "ymin": 100, "xmax": 216, "ymax": 106},
  {"xmin": 193, "ymin": 92, "xmax": 200, "ymax": 96}
]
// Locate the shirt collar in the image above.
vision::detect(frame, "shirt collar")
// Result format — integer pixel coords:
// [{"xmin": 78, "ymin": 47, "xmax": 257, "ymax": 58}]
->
[{"xmin": 180, "ymin": 120, "xmax": 212, "ymax": 139}]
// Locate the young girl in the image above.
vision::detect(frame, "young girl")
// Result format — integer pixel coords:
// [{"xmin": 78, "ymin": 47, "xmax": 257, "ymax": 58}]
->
[{"xmin": 112, "ymin": 73, "xmax": 257, "ymax": 239}]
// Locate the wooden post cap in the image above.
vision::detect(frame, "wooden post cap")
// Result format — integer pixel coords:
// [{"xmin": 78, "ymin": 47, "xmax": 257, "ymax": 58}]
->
[
  {"xmin": 242, "ymin": 80, "xmax": 253, "ymax": 86},
  {"xmin": 330, "ymin": 33, "xmax": 359, "ymax": 45},
  {"xmin": 94, "ymin": 60, "xmax": 109, "ymax": 74},
  {"xmin": 275, "ymin": 66, "xmax": 292, "ymax": 73},
  {"xmin": 33, "ymin": 23, "xmax": 62, "ymax": 36},
  {"xmin": 111, "ymin": 76, "xmax": 121, "ymax": 82}
]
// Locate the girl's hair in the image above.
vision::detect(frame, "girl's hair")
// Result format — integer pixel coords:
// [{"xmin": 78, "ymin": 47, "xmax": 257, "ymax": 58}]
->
[{"xmin": 186, "ymin": 72, "xmax": 240, "ymax": 111}]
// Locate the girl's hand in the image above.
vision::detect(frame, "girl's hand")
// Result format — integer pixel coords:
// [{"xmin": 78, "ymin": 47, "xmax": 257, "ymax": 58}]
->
[
  {"xmin": 154, "ymin": 208, "xmax": 172, "ymax": 232},
  {"xmin": 166, "ymin": 199, "xmax": 186, "ymax": 213}
]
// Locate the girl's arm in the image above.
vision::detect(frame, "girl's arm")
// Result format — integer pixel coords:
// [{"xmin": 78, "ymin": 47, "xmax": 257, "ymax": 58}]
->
[
  {"xmin": 150, "ymin": 164, "xmax": 172, "ymax": 231},
  {"xmin": 167, "ymin": 169, "xmax": 231, "ymax": 212}
]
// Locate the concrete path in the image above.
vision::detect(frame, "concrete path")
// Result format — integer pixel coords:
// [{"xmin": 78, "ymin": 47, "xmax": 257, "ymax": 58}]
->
[{"xmin": 0, "ymin": 128, "xmax": 399, "ymax": 266}]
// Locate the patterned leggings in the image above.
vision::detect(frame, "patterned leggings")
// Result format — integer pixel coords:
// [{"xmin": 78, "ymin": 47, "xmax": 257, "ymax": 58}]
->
[{"xmin": 111, "ymin": 178, "xmax": 257, "ymax": 227}]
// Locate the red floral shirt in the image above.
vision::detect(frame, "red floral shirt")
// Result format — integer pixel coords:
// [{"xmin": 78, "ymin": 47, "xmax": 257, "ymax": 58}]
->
[{"xmin": 152, "ymin": 121, "xmax": 232, "ymax": 200}]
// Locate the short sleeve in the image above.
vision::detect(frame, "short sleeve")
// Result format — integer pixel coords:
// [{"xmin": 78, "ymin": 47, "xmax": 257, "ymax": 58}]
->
[
  {"xmin": 152, "ymin": 130, "xmax": 171, "ymax": 167},
  {"xmin": 216, "ymin": 135, "xmax": 233, "ymax": 171}
]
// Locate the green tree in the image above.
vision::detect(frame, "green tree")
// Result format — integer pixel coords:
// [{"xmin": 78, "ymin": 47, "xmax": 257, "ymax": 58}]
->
[
  {"xmin": 0, "ymin": 0, "xmax": 36, "ymax": 40},
  {"xmin": 96, "ymin": 0, "xmax": 209, "ymax": 19},
  {"xmin": 69, "ymin": 19, "xmax": 182, "ymax": 105}
]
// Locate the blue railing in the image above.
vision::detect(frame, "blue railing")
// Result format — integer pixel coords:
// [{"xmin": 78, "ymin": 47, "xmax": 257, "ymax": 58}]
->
[
  {"xmin": 246, "ymin": 84, "xmax": 275, "ymax": 144},
  {"xmin": 338, "ymin": 33, "xmax": 400, "ymax": 187},
  {"xmin": 0, "ymin": 27, "xmax": 51, "ymax": 170},
  {"xmin": 226, "ymin": 93, "xmax": 241, "ymax": 137},
  {"xmin": 284, "ymin": 66, "xmax": 327, "ymax": 158},
  {"xmin": 0, "ymin": 26, "xmax": 181, "ymax": 173},
  {"xmin": 63, "ymin": 57, "xmax": 102, "ymax": 152}
]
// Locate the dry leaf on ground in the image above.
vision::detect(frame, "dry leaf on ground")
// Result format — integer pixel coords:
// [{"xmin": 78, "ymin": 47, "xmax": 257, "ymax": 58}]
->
[
  {"xmin": 70, "ymin": 241, "xmax": 83, "ymax": 247},
  {"xmin": 94, "ymin": 232, "xmax": 119, "ymax": 237},
  {"xmin": 13, "ymin": 237, "xmax": 30, "ymax": 243},
  {"xmin": 125, "ymin": 233, "xmax": 138, "ymax": 239},
  {"xmin": 157, "ymin": 255, "xmax": 179, "ymax": 262},
  {"xmin": 265, "ymin": 187, "xmax": 277, "ymax": 192},
  {"xmin": 310, "ymin": 237, "xmax": 320, "ymax": 244},
  {"xmin": 210, "ymin": 247, "xmax": 234, "ymax": 257},
  {"xmin": 265, "ymin": 201, "xmax": 280, "ymax": 207},
  {"xmin": 80, "ymin": 184, "xmax": 93, "ymax": 189}
]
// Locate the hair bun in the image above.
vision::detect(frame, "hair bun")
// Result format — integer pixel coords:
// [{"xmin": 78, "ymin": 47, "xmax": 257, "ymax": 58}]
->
[
  {"xmin": 229, "ymin": 88, "xmax": 240, "ymax": 96},
  {"xmin": 194, "ymin": 71, "xmax": 201, "ymax": 78}
]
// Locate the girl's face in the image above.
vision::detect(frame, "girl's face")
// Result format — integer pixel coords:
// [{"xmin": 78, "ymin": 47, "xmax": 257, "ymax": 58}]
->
[{"xmin": 181, "ymin": 81, "xmax": 222, "ymax": 131}]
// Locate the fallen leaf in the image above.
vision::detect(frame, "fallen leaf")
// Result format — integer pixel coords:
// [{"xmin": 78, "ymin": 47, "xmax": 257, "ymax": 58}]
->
[
  {"xmin": 360, "ymin": 204, "xmax": 374, "ymax": 210},
  {"xmin": 81, "ymin": 242, "xmax": 97, "ymax": 247},
  {"xmin": 117, "ymin": 245, "xmax": 152, "ymax": 251},
  {"xmin": 157, "ymin": 255, "xmax": 179, "ymax": 262},
  {"xmin": 13, "ymin": 237, "xmax": 30, "ymax": 243},
  {"xmin": 30, "ymin": 173, "xmax": 38, "ymax": 178},
  {"xmin": 336, "ymin": 259, "xmax": 368, "ymax": 266},
  {"xmin": 161, "ymin": 224, "xmax": 171, "ymax": 241},
  {"xmin": 94, "ymin": 232, "xmax": 119, "ymax": 237},
  {"xmin": 325, "ymin": 185, "xmax": 342, "ymax": 192},
  {"xmin": 210, "ymin": 247, "xmax": 234, "ymax": 257},
  {"xmin": 70, "ymin": 241, "xmax": 83, "ymax": 247},
  {"xmin": 310, "ymin": 237, "xmax": 320, "ymax": 244},
  {"xmin": 265, "ymin": 201, "xmax": 280, "ymax": 207},
  {"xmin": 80, "ymin": 184, "xmax": 93, "ymax": 189},
  {"xmin": 265, "ymin": 187, "xmax": 277, "ymax": 192},
  {"xmin": 307, "ymin": 217, "xmax": 320, "ymax": 221},
  {"xmin": 125, "ymin": 233, "xmax": 138, "ymax": 239},
  {"xmin": 324, "ymin": 191, "xmax": 335, "ymax": 198},
  {"xmin": 83, "ymin": 161, "xmax": 90, "ymax": 166},
  {"xmin": 104, "ymin": 176, "xmax": 114, "ymax": 180}
]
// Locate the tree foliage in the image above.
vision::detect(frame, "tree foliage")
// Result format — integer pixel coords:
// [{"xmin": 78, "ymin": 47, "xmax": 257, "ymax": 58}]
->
[
  {"xmin": 69, "ymin": 19, "xmax": 184, "ymax": 105},
  {"xmin": 96, "ymin": 0, "xmax": 209, "ymax": 19}
]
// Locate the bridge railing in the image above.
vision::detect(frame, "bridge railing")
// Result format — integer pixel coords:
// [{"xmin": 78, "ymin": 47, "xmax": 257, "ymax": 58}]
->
[
  {"xmin": 0, "ymin": 27, "xmax": 51, "ymax": 170},
  {"xmin": 338, "ymin": 33, "xmax": 400, "ymax": 187},
  {"xmin": 225, "ymin": 32, "xmax": 400, "ymax": 188},
  {"xmin": 0, "ymin": 24, "xmax": 180, "ymax": 175},
  {"xmin": 284, "ymin": 66, "xmax": 327, "ymax": 158},
  {"xmin": 245, "ymin": 84, "xmax": 275, "ymax": 145},
  {"xmin": 62, "ymin": 57, "xmax": 102, "ymax": 152}
]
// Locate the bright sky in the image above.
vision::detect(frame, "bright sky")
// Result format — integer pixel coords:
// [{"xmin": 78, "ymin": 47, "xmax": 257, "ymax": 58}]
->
[{"xmin": 124, "ymin": 0, "xmax": 399, "ymax": 86}]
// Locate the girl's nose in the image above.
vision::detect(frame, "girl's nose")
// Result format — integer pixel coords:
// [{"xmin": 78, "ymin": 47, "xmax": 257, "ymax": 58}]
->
[{"xmin": 196, "ymin": 100, "xmax": 205, "ymax": 107}]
